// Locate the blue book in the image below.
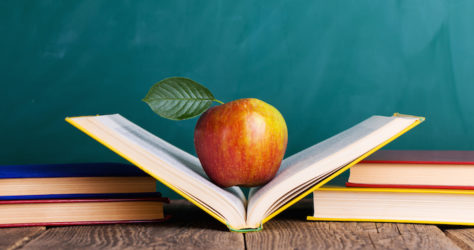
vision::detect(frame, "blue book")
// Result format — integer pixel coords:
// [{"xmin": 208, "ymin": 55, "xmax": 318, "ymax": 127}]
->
[
  {"xmin": 0, "ymin": 163, "xmax": 157, "ymax": 198},
  {"xmin": 0, "ymin": 162, "xmax": 148, "ymax": 178},
  {"xmin": 0, "ymin": 192, "xmax": 162, "ymax": 201}
]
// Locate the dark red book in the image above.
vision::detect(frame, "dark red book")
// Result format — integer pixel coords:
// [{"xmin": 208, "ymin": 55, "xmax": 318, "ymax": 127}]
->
[
  {"xmin": 346, "ymin": 150, "xmax": 474, "ymax": 189},
  {"xmin": 0, "ymin": 196, "xmax": 170, "ymax": 228}
]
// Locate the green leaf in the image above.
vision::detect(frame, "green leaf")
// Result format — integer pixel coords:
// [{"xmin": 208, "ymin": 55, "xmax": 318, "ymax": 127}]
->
[{"xmin": 143, "ymin": 77, "xmax": 220, "ymax": 120}]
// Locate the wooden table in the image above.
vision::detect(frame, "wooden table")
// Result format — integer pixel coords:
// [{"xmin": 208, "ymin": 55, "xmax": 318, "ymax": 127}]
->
[{"xmin": 1, "ymin": 199, "xmax": 473, "ymax": 250}]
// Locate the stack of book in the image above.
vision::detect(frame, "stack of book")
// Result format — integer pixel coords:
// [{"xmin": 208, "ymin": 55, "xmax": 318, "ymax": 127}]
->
[
  {"xmin": 308, "ymin": 150, "xmax": 474, "ymax": 226},
  {"xmin": 0, "ymin": 162, "xmax": 169, "ymax": 227}
]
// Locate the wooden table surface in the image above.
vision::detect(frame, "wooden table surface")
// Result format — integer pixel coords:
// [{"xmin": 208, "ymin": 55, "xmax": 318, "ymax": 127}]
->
[{"xmin": 1, "ymin": 199, "xmax": 473, "ymax": 250}]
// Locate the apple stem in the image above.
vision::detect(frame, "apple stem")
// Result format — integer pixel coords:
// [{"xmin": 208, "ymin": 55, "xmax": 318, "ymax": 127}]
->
[{"xmin": 214, "ymin": 99, "xmax": 224, "ymax": 105}]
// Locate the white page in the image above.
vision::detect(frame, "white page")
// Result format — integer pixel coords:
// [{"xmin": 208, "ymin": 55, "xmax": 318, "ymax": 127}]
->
[
  {"xmin": 246, "ymin": 115, "xmax": 418, "ymax": 227},
  {"xmin": 80, "ymin": 115, "xmax": 248, "ymax": 228}
]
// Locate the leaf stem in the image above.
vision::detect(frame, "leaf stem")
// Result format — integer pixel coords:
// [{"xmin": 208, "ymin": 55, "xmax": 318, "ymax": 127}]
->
[{"xmin": 214, "ymin": 99, "xmax": 224, "ymax": 104}]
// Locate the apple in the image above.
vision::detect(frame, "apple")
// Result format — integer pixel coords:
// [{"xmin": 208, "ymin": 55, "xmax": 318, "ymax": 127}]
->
[{"xmin": 194, "ymin": 98, "xmax": 288, "ymax": 187}]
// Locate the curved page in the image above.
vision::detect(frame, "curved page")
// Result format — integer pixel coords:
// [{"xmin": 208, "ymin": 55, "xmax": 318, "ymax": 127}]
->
[
  {"xmin": 246, "ymin": 115, "xmax": 419, "ymax": 228},
  {"xmin": 67, "ymin": 114, "xmax": 247, "ymax": 229}
]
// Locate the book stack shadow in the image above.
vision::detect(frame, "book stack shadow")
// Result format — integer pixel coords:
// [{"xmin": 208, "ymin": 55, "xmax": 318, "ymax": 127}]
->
[
  {"xmin": 0, "ymin": 163, "xmax": 169, "ymax": 227},
  {"xmin": 309, "ymin": 150, "xmax": 474, "ymax": 226}
]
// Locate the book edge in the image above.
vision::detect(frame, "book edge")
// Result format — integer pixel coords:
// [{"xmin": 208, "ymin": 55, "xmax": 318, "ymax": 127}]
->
[
  {"xmin": 0, "ymin": 192, "xmax": 162, "ymax": 201},
  {"xmin": 320, "ymin": 185, "xmax": 474, "ymax": 194},
  {"xmin": 360, "ymin": 159, "xmax": 474, "ymax": 165},
  {"xmin": 0, "ymin": 216, "xmax": 172, "ymax": 228},
  {"xmin": 306, "ymin": 216, "xmax": 474, "ymax": 226},
  {"xmin": 0, "ymin": 196, "xmax": 170, "ymax": 204},
  {"xmin": 345, "ymin": 182, "xmax": 474, "ymax": 190}
]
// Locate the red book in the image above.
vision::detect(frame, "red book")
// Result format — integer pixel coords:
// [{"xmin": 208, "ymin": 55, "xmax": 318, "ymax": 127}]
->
[
  {"xmin": 0, "ymin": 197, "xmax": 170, "ymax": 228},
  {"xmin": 346, "ymin": 150, "xmax": 474, "ymax": 189}
]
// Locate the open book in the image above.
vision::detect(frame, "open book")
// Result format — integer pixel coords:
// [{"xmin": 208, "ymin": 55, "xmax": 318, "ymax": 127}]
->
[{"xmin": 66, "ymin": 113, "xmax": 424, "ymax": 231}]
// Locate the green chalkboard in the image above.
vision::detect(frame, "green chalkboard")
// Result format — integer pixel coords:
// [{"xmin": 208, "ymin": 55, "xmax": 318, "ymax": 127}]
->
[{"xmin": 1, "ymin": 1, "xmax": 474, "ymax": 198}]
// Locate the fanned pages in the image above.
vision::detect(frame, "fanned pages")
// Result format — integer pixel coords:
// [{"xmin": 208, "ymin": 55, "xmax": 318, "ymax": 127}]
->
[
  {"xmin": 66, "ymin": 113, "xmax": 423, "ymax": 231},
  {"xmin": 245, "ymin": 115, "xmax": 419, "ymax": 227},
  {"xmin": 68, "ymin": 115, "xmax": 247, "ymax": 229}
]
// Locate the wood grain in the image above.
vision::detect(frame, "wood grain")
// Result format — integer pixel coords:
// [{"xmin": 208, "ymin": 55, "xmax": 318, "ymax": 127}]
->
[
  {"xmin": 373, "ymin": 223, "xmax": 460, "ymax": 250},
  {"xmin": 18, "ymin": 200, "xmax": 244, "ymax": 250},
  {"xmin": 444, "ymin": 228, "xmax": 474, "ymax": 250},
  {"xmin": 0, "ymin": 227, "xmax": 45, "ymax": 250},
  {"xmin": 4, "ymin": 199, "xmax": 473, "ymax": 249},
  {"xmin": 246, "ymin": 199, "xmax": 461, "ymax": 250}
]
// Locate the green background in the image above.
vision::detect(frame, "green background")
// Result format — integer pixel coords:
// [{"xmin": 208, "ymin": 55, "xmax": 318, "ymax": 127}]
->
[{"xmin": 2, "ymin": 1, "xmax": 474, "ymax": 199}]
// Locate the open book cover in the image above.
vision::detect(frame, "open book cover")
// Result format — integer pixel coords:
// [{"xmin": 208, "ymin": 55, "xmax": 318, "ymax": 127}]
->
[{"xmin": 66, "ymin": 113, "xmax": 424, "ymax": 232}]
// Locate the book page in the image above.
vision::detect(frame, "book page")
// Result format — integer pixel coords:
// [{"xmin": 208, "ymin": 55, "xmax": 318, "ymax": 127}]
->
[
  {"xmin": 246, "ymin": 115, "xmax": 419, "ymax": 228},
  {"xmin": 69, "ymin": 114, "xmax": 248, "ymax": 229}
]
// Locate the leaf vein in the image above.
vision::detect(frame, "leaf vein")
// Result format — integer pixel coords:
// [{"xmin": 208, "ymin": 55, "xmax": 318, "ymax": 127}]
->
[
  {"xmin": 179, "ymin": 80, "xmax": 195, "ymax": 98},
  {"xmin": 155, "ymin": 85, "xmax": 177, "ymax": 98},
  {"xmin": 161, "ymin": 83, "xmax": 185, "ymax": 98},
  {"xmin": 172, "ymin": 100, "xmax": 193, "ymax": 118},
  {"xmin": 176, "ymin": 81, "xmax": 192, "ymax": 98}
]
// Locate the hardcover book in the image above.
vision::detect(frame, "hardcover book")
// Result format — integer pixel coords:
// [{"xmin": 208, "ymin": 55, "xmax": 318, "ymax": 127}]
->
[
  {"xmin": 0, "ymin": 193, "xmax": 166, "ymax": 201},
  {"xmin": 308, "ymin": 186, "xmax": 474, "ymax": 226},
  {"xmin": 0, "ymin": 163, "xmax": 157, "ymax": 197},
  {"xmin": 347, "ymin": 150, "xmax": 474, "ymax": 189},
  {"xmin": 66, "ymin": 113, "xmax": 423, "ymax": 231},
  {"xmin": 0, "ymin": 194, "xmax": 170, "ymax": 228}
]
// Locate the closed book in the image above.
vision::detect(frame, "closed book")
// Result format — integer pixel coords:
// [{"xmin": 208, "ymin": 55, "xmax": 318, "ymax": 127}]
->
[
  {"xmin": 308, "ymin": 186, "xmax": 474, "ymax": 226},
  {"xmin": 0, "ymin": 192, "xmax": 163, "ymax": 201},
  {"xmin": 0, "ymin": 163, "xmax": 157, "ymax": 196},
  {"xmin": 347, "ymin": 150, "xmax": 474, "ymax": 189},
  {"xmin": 0, "ymin": 195, "xmax": 170, "ymax": 228}
]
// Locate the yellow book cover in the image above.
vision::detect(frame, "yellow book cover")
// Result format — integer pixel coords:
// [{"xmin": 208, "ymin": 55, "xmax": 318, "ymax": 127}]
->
[
  {"xmin": 66, "ymin": 113, "xmax": 423, "ymax": 231},
  {"xmin": 308, "ymin": 186, "xmax": 474, "ymax": 226}
]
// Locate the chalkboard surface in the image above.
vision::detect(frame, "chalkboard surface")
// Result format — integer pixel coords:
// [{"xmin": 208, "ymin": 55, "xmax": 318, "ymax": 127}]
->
[{"xmin": 2, "ymin": 1, "xmax": 474, "ymax": 198}]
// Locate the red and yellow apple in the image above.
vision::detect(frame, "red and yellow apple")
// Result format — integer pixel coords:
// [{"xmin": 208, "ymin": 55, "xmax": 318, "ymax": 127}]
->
[{"xmin": 194, "ymin": 98, "xmax": 288, "ymax": 187}]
